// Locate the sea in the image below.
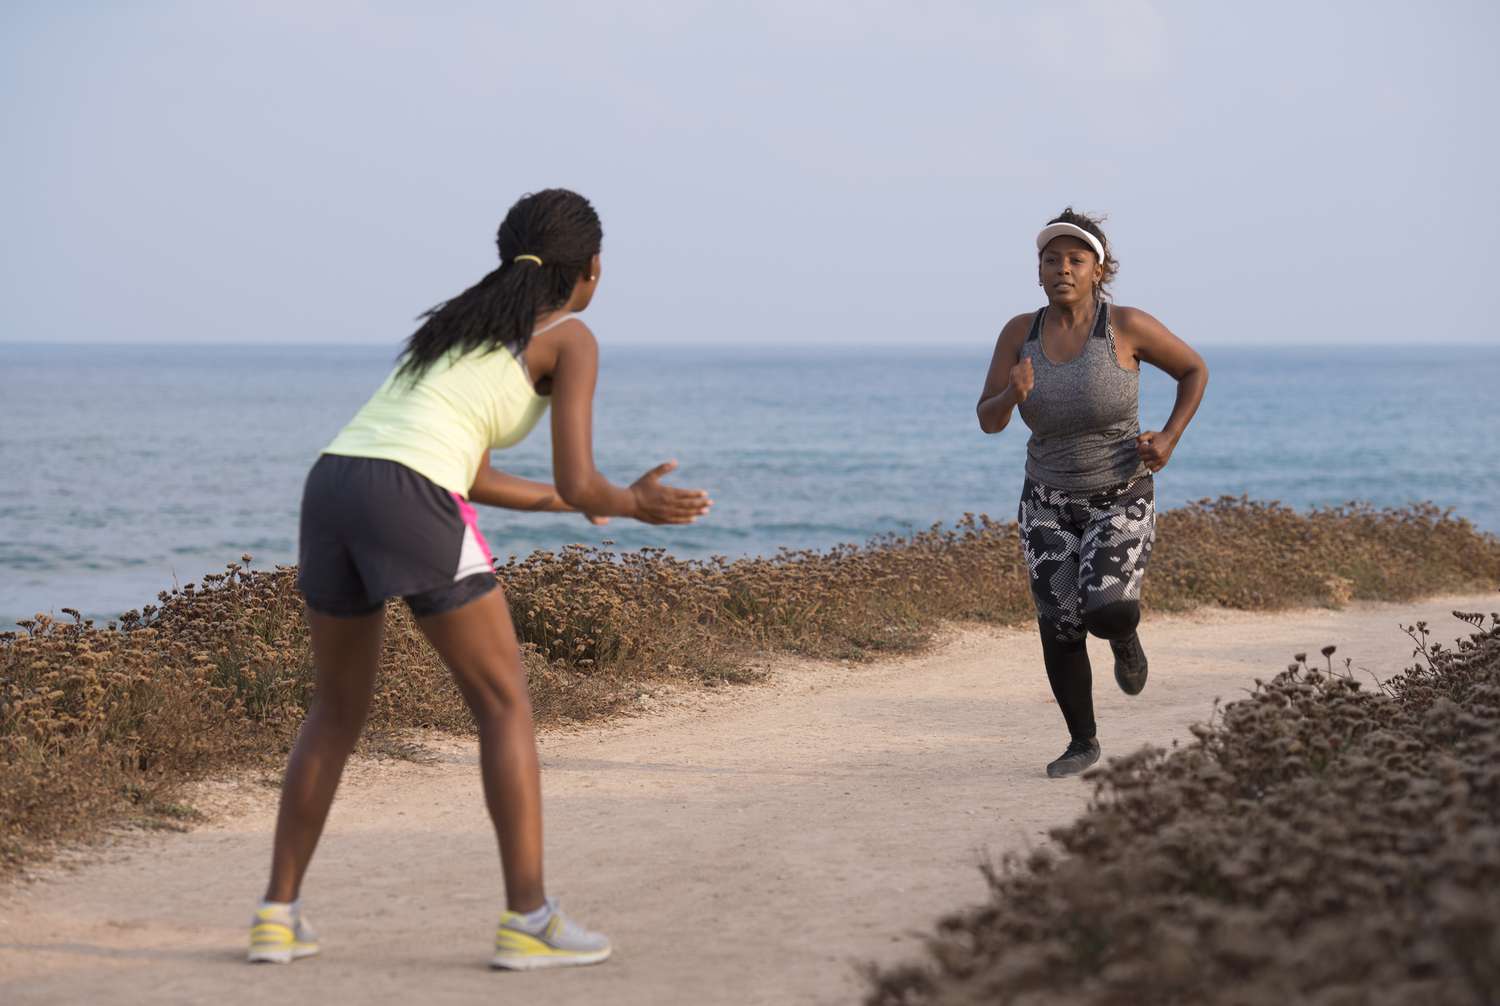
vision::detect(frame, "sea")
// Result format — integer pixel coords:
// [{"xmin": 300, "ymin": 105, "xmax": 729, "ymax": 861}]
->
[{"xmin": 2, "ymin": 342, "xmax": 1497, "ymax": 630}]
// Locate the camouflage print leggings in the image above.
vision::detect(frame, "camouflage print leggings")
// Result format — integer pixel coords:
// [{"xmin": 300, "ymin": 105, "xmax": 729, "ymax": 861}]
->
[{"xmin": 1018, "ymin": 475, "xmax": 1156, "ymax": 643}]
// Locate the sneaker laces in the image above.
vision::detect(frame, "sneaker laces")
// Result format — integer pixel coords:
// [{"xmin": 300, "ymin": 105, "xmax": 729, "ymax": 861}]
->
[{"xmin": 549, "ymin": 909, "xmax": 600, "ymax": 946}]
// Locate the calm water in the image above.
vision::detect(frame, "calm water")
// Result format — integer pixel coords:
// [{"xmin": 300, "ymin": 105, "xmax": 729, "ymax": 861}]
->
[{"xmin": 3, "ymin": 342, "xmax": 1497, "ymax": 628}]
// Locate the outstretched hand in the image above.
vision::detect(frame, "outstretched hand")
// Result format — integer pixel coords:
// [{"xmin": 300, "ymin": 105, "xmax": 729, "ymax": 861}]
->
[
  {"xmin": 630, "ymin": 460, "xmax": 712, "ymax": 525},
  {"xmin": 1136, "ymin": 430, "xmax": 1176, "ymax": 473}
]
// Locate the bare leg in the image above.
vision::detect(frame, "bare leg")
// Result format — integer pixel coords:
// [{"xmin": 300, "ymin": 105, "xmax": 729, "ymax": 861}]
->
[
  {"xmin": 263, "ymin": 607, "xmax": 383, "ymax": 903},
  {"xmin": 415, "ymin": 587, "xmax": 544, "ymax": 913}
]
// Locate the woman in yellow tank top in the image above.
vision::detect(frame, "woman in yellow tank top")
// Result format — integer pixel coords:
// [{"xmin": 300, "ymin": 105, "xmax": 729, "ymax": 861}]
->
[{"xmin": 249, "ymin": 189, "xmax": 711, "ymax": 970}]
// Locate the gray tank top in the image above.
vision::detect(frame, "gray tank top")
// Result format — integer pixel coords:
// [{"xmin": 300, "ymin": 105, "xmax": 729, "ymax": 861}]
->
[{"xmin": 1016, "ymin": 301, "xmax": 1148, "ymax": 491}]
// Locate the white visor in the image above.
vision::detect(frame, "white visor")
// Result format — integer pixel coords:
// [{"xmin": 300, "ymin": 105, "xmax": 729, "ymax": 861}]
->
[{"xmin": 1036, "ymin": 222, "xmax": 1105, "ymax": 261}]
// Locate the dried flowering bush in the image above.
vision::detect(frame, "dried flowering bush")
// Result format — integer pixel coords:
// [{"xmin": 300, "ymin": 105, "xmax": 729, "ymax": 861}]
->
[
  {"xmin": 3, "ymin": 502, "xmax": 1498, "ymax": 877},
  {"xmin": 866, "ymin": 605, "xmax": 1500, "ymax": 1006}
]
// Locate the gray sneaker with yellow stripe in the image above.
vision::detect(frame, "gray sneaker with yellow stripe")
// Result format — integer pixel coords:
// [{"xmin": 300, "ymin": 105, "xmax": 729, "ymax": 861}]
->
[
  {"xmin": 491, "ymin": 897, "xmax": 611, "ymax": 970},
  {"xmin": 247, "ymin": 901, "xmax": 319, "ymax": 964}
]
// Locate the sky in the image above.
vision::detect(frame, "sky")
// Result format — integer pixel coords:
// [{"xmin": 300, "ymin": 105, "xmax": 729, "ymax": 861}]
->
[{"xmin": 2, "ymin": 1, "xmax": 1497, "ymax": 347}]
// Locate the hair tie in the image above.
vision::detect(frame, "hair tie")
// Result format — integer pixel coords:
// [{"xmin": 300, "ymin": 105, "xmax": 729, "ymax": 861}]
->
[{"xmin": 513, "ymin": 254, "xmax": 543, "ymax": 266}]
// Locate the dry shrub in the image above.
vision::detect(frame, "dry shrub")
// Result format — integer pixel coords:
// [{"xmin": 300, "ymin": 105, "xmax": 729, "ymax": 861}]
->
[
  {"xmin": 2, "ymin": 503, "xmax": 1498, "ymax": 877},
  {"xmin": 866, "ymin": 606, "xmax": 1500, "ymax": 1006},
  {"xmin": 1150, "ymin": 498, "xmax": 1496, "ymax": 610}
]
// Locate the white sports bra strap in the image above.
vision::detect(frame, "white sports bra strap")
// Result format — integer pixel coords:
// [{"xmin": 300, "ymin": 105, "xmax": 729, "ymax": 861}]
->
[{"xmin": 532, "ymin": 313, "xmax": 578, "ymax": 337}]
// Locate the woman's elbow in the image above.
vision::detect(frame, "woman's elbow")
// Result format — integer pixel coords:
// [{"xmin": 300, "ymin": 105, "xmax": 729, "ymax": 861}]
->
[
  {"xmin": 554, "ymin": 470, "xmax": 591, "ymax": 508},
  {"xmin": 976, "ymin": 408, "xmax": 1005, "ymax": 435}
]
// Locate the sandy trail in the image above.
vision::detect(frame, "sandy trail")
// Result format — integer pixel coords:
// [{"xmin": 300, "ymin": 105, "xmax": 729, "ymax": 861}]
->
[{"xmin": 2, "ymin": 594, "xmax": 1493, "ymax": 1005}]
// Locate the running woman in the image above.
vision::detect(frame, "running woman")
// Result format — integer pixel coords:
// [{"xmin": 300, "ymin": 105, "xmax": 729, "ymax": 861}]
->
[
  {"xmin": 249, "ymin": 189, "xmax": 711, "ymax": 969},
  {"xmin": 976, "ymin": 209, "xmax": 1207, "ymax": 778}
]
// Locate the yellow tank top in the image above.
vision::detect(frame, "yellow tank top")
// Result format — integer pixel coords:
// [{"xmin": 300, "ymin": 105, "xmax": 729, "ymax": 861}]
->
[{"xmin": 322, "ymin": 317, "xmax": 569, "ymax": 497}]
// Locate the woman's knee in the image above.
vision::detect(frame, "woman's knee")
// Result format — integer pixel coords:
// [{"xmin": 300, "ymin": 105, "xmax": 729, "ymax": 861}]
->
[
  {"xmin": 307, "ymin": 695, "xmax": 370, "ymax": 745},
  {"xmin": 454, "ymin": 659, "xmax": 531, "ymax": 720},
  {"xmin": 1083, "ymin": 600, "xmax": 1140, "ymax": 640},
  {"xmin": 1038, "ymin": 616, "xmax": 1087, "ymax": 648}
]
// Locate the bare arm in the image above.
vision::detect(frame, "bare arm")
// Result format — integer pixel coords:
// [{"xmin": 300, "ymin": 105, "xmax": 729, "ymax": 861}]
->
[
  {"xmin": 976, "ymin": 314, "xmax": 1034, "ymax": 434},
  {"xmin": 1116, "ymin": 306, "xmax": 1208, "ymax": 472},
  {"xmin": 467, "ymin": 453, "xmax": 574, "ymax": 512},
  {"xmin": 543, "ymin": 322, "xmax": 712, "ymax": 524}
]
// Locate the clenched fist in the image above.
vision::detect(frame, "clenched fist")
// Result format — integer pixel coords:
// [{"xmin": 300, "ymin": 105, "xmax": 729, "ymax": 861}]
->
[
  {"xmin": 1010, "ymin": 357, "xmax": 1035, "ymax": 403},
  {"xmin": 1136, "ymin": 430, "xmax": 1177, "ymax": 473}
]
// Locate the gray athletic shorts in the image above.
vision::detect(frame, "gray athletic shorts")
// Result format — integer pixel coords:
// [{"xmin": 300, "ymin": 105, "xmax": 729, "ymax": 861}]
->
[{"xmin": 297, "ymin": 454, "xmax": 498, "ymax": 617}]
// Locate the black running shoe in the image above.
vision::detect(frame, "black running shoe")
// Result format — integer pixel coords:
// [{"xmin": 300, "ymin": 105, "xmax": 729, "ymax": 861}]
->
[
  {"xmin": 1111, "ymin": 633, "xmax": 1149, "ymax": 696},
  {"xmin": 1046, "ymin": 737, "xmax": 1101, "ymax": 778}
]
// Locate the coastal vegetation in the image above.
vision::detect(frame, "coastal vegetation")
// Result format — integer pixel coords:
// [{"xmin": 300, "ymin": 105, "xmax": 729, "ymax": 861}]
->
[
  {"xmin": 865, "ymin": 606, "xmax": 1500, "ymax": 1005},
  {"xmin": 3, "ymin": 498, "xmax": 1498, "ymax": 877}
]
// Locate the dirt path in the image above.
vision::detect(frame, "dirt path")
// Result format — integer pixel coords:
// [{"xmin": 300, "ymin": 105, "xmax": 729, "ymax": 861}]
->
[{"xmin": 2, "ymin": 595, "xmax": 1492, "ymax": 1005}]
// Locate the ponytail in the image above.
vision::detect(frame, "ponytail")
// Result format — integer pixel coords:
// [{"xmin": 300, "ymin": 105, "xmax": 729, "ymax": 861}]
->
[{"xmin": 397, "ymin": 189, "xmax": 602, "ymax": 382}]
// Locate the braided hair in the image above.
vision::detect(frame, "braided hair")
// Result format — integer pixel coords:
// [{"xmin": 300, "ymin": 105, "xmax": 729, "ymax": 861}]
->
[
  {"xmin": 1045, "ymin": 207, "xmax": 1119, "ymax": 298},
  {"xmin": 397, "ymin": 188, "xmax": 603, "ymax": 381}
]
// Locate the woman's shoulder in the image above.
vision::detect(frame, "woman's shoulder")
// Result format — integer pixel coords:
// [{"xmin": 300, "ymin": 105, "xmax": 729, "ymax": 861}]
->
[
  {"xmin": 522, "ymin": 315, "xmax": 596, "ymax": 380},
  {"xmin": 533, "ymin": 314, "xmax": 594, "ymax": 345},
  {"xmin": 1106, "ymin": 304, "xmax": 1161, "ymax": 331},
  {"xmin": 1000, "ymin": 310, "xmax": 1038, "ymax": 339}
]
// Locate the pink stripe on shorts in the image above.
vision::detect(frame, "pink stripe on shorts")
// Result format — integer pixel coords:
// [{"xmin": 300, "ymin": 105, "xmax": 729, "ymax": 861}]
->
[{"xmin": 451, "ymin": 491, "xmax": 496, "ymax": 576}]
